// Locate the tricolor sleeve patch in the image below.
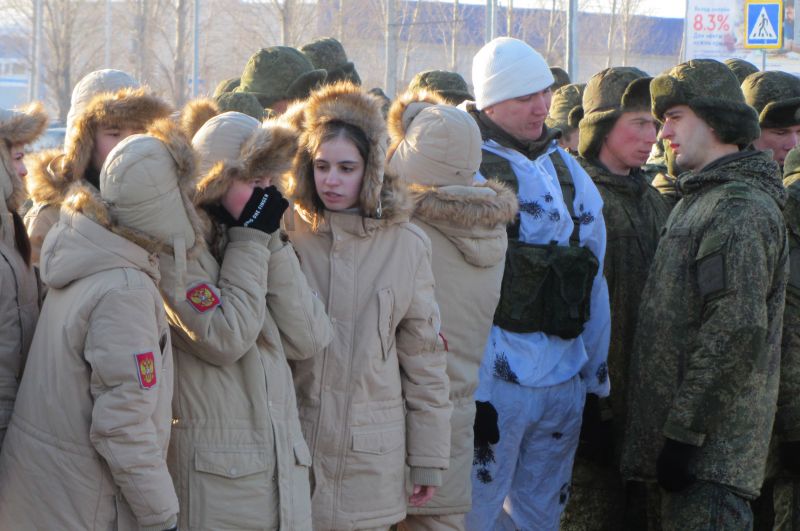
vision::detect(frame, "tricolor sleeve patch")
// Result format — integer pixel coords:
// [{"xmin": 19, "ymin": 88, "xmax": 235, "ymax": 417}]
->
[
  {"xmin": 135, "ymin": 352, "xmax": 157, "ymax": 389},
  {"xmin": 186, "ymin": 283, "xmax": 221, "ymax": 313}
]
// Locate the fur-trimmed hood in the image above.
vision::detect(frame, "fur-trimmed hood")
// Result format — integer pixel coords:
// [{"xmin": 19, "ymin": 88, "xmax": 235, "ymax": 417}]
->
[
  {"xmin": 287, "ymin": 81, "xmax": 411, "ymax": 230},
  {"xmin": 99, "ymin": 117, "xmax": 205, "ymax": 258},
  {"xmin": 387, "ymin": 90, "xmax": 482, "ymax": 187},
  {"xmin": 179, "ymin": 97, "xmax": 220, "ymax": 141},
  {"xmin": 0, "ymin": 103, "xmax": 48, "ymax": 213},
  {"xmin": 193, "ymin": 113, "xmax": 299, "ymax": 206},
  {"xmin": 56, "ymin": 87, "xmax": 172, "ymax": 193},
  {"xmin": 410, "ymin": 180, "xmax": 516, "ymax": 266}
]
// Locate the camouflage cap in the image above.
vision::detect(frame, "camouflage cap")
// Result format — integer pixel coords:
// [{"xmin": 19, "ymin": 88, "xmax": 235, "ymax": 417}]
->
[
  {"xmin": 579, "ymin": 67, "xmax": 651, "ymax": 159},
  {"xmin": 550, "ymin": 66, "xmax": 571, "ymax": 90},
  {"xmin": 742, "ymin": 71, "xmax": 800, "ymax": 129},
  {"xmin": 546, "ymin": 82, "xmax": 585, "ymax": 131},
  {"xmin": 407, "ymin": 70, "xmax": 473, "ymax": 105},
  {"xmin": 301, "ymin": 37, "xmax": 361, "ymax": 86},
  {"xmin": 724, "ymin": 58, "xmax": 759, "ymax": 84},
  {"xmin": 213, "ymin": 77, "xmax": 240, "ymax": 98},
  {"xmin": 651, "ymin": 59, "xmax": 760, "ymax": 146},
  {"xmin": 235, "ymin": 47, "xmax": 327, "ymax": 108},
  {"xmin": 785, "ymin": 146, "xmax": 800, "ymax": 179},
  {"xmin": 215, "ymin": 91, "xmax": 265, "ymax": 121}
]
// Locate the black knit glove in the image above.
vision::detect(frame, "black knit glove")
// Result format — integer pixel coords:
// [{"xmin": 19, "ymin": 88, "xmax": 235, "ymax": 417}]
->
[
  {"xmin": 781, "ymin": 440, "xmax": 800, "ymax": 476},
  {"xmin": 577, "ymin": 394, "xmax": 615, "ymax": 466},
  {"xmin": 656, "ymin": 438, "xmax": 697, "ymax": 492},
  {"xmin": 235, "ymin": 186, "xmax": 289, "ymax": 234},
  {"xmin": 474, "ymin": 401, "xmax": 500, "ymax": 447}
]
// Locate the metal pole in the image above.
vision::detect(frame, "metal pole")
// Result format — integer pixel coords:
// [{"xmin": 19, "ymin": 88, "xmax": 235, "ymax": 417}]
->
[
  {"xmin": 29, "ymin": 0, "xmax": 42, "ymax": 101},
  {"xmin": 192, "ymin": 0, "xmax": 200, "ymax": 96},
  {"xmin": 384, "ymin": 0, "xmax": 397, "ymax": 96},
  {"xmin": 486, "ymin": 0, "xmax": 496, "ymax": 42},
  {"xmin": 762, "ymin": 49, "xmax": 767, "ymax": 71},
  {"xmin": 104, "ymin": 0, "xmax": 111, "ymax": 67},
  {"xmin": 566, "ymin": 0, "xmax": 577, "ymax": 78},
  {"xmin": 507, "ymin": 0, "xmax": 513, "ymax": 37},
  {"xmin": 451, "ymin": 0, "xmax": 458, "ymax": 70}
]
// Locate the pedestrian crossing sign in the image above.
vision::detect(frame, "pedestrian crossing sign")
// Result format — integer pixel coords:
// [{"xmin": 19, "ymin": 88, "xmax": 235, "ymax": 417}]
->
[{"xmin": 744, "ymin": 0, "xmax": 783, "ymax": 49}]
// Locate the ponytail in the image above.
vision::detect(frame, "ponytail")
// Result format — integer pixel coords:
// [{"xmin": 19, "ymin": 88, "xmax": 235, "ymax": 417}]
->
[{"xmin": 11, "ymin": 211, "xmax": 31, "ymax": 267}]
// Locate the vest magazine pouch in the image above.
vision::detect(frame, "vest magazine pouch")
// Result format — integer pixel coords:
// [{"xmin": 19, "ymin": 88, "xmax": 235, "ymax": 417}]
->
[{"xmin": 494, "ymin": 240, "xmax": 599, "ymax": 339}]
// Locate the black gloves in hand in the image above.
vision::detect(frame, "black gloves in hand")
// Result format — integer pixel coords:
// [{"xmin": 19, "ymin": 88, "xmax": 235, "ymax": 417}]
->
[
  {"xmin": 236, "ymin": 186, "xmax": 289, "ymax": 234},
  {"xmin": 577, "ymin": 394, "xmax": 615, "ymax": 466},
  {"xmin": 474, "ymin": 401, "xmax": 500, "ymax": 447},
  {"xmin": 781, "ymin": 440, "xmax": 800, "ymax": 476},
  {"xmin": 656, "ymin": 438, "xmax": 697, "ymax": 492}
]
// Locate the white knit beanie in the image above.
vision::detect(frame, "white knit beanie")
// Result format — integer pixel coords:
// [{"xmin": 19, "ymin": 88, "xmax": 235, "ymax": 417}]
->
[{"xmin": 472, "ymin": 37, "xmax": 554, "ymax": 111}]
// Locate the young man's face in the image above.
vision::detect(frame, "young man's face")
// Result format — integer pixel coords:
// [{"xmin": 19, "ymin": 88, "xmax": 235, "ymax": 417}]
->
[
  {"xmin": 753, "ymin": 124, "xmax": 800, "ymax": 166},
  {"xmin": 659, "ymin": 105, "xmax": 720, "ymax": 171},
  {"xmin": 600, "ymin": 111, "xmax": 658, "ymax": 174},
  {"xmin": 91, "ymin": 125, "xmax": 143, "ymax": 172},
  {"xmin": 484, "ymin": 87, "xmax": 553, "ymax": 143}
]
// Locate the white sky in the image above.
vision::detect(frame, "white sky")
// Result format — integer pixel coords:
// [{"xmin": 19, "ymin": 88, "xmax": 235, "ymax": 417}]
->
[{"xmin": 459, "ymin": 0, "xmax": 689, "ymax": 20}]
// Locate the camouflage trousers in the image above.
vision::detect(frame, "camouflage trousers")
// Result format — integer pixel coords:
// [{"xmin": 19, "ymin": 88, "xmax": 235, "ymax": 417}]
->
[
  {"xmin": 560, "ymin": 457, "xmax": 661, "ymax": 531},
  {"xmin": 661, "ymin": 481, "xmax": 753, "ymax": 531},
  {"xmin": 773, "ymin": 478, "xmax": 800, "ymax": 531}
]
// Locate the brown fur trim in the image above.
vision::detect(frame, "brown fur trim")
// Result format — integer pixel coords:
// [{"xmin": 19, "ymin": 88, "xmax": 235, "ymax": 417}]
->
[
  {"xmin": 194, "ymin": 160, "xmax": 243, "ymax": 206},
  {"xmin": 241, "ymin": 120, "xmax": 299, "ymax": 192},
  {"xmin": 279, "ymin": 100, "xmax": 307, "ymax": 130},
  {"xmin": 63, "ymin": 87, "xmax": 172, "ymax": 185},
  {"xmin": 143, "ymin": 118, "xmax": 206, "ymax": 258},
  {"xmin": 180, "ymin": 98, "xmax": 220, "ymax": 140},
  {"xmin": 287, "ymin": 81, "xmax": 411, "ymax": 230},
  {"xmin": 25, "ymin": 149, "xmax": 67, "ymax": 205},
  {"xmin": 0, "ymin": 102, "xmax": 48, "ymax": 146},
  {"xmin": 62, "ymin": 181, "xmax": 168, "ymax": 255},
  {"xmin": 387, "ymin": 90, "xmax": 444, "ymax": 150},
  {"xmin": 410, "ymin": 179, "xmax": 518, "ymax": 230}
]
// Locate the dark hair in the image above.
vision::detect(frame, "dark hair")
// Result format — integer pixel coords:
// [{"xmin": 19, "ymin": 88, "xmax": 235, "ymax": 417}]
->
[
  {"xmin": 11, "ymin": 211, "xmax": 31, "ymax": 267},
  {"xmin": 305, "ymin": 120, "xmax": 369, "ymax": 212}
]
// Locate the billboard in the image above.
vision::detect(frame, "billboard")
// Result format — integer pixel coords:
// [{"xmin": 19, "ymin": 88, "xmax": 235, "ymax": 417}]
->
[{"xmin": 685, "ymin": 0, "xmax": 800, "ymax": 73}]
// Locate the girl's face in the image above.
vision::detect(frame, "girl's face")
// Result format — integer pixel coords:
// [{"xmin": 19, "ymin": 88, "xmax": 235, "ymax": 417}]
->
[
  {"xmin": 91, "ymin": 125, "xmax": 143, "ymax": 171},
  {"xmin": 313, "ymin": 136, "xmax": 365, "ymax": 211},
  {"xmin": 221, "ymin": 176, "xmax": 271, "ymax": 220},
  {"xmin": 9, "ymin": 144, "xmax": 27, "ymax": 180}
]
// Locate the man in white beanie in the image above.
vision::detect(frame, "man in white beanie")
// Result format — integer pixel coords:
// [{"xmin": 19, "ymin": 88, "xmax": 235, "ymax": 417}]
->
[{"xmin": 460, "ymin": 37, "xmax": 610, "ymax": 530}]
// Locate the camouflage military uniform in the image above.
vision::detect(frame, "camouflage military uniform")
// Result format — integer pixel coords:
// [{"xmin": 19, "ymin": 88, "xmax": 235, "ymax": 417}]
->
[
  {"xmin": 561, "ymin": 160, "xmax": 670, "ymax": 531},
  {"xmin": 769, "ymin": 150, "xmax": 800, "ymax": 531},
  {"xmin": 621, "ymin": 150, "xmax": 789, "ymax": 526}
]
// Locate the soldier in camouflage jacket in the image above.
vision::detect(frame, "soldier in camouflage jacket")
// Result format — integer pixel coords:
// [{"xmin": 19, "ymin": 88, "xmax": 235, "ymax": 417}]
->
[{"xmin": 621, "ymin": 59, "xmax": 789, "ymax": 530}]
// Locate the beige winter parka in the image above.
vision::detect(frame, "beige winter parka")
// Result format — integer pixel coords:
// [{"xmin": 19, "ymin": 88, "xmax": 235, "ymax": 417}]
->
[
  {"xmin": 0, "ymin": 131, "xmax": 183, "ymax": 530},
  {"xmin": 161, "ymin": 112, "xmax": 332, "ymax": 530},
  {"xmin": 386, "ymin": 93, "xmax": 517, "ymax": 515},
  {"xmin": 285, "ymin": 82, "xmax": 452, "ymax": 530},
  {"xmin": 0, "ymin": 103, "xmax": 47, "ymax": 448},
  {"xmin": 24, "ymin": 72, "xmax": 171, "ymax": 265}
]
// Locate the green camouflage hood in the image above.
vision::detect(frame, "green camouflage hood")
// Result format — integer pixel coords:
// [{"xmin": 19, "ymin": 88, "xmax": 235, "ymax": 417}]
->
[
  {"xmin": 579, "ymin": 67, "xmax": 651, "ymax": 160},
  {"xmin": 215, "ymin": 92, "xmax": 265, "ymax": 121},
  {"xmin": 213, "ymin": 77, "xmax": 240, "ymax": 98},
  {"xmin": 651, "ymin": 59, "xmax": 761, "ymax": 147},
  {"xmin": 301, "ymin": 37, "xmax": 361, "ymax": 86},
  {"xmin": 550, "ymin": 66, "xmax": 571, "ymax": 90},
  {"xmin": 235, "ymin": 47, "xmax": 327, "ymax": 108},
  {"xmin": 546, "ymin": 82, "xmax": 584, "ymax": 132},
  {"xmin": 408, "ymin": 70, "xmax": 473, "ymax": 105},
  {"xmin": 678, "ymin": 149, "xmax": 786, "ymax": 207},
  {"xmin": 724, "ymin": 58, "xmax": 759, "ymax": 84},
  {"xmin": 785, "ymin": 146, "xmax": 800, "ymax": 180},
  {"xmin": 742, "ymin": 71, "xmax": 800, "ymax": 129}
]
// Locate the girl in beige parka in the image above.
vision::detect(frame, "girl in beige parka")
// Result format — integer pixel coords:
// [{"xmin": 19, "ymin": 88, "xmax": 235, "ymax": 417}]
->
[
  {"xmin": 285, "ymin": 82, "xmax": 453, "ymax": 531},
  {"xmin": 24, "ymin": 69, "xmax": 171, "ymax": 265},
  {"xmin": 0, "ymin": 121, "xmax": 186, "ymax": 530},
  {"xmin": 0, "ymin": 103, "xmax": 47, "ymax": 449},
  {"xmin": 386, "ymin": 92, "xmax": 518, "ymax": 531},
  {"xmin": 159, "ymin": 110, "xmax": 332, "ymax": 530}
]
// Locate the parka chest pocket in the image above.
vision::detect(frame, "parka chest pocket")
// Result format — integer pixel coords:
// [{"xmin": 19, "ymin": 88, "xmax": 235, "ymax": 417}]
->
[
  {"xmin": 378, "ymin": 288, "xmax": 396, "ymax": 360},
  {"xmin": 190, "ymin": 448, "xmax": 278, "ymax": 530}
]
